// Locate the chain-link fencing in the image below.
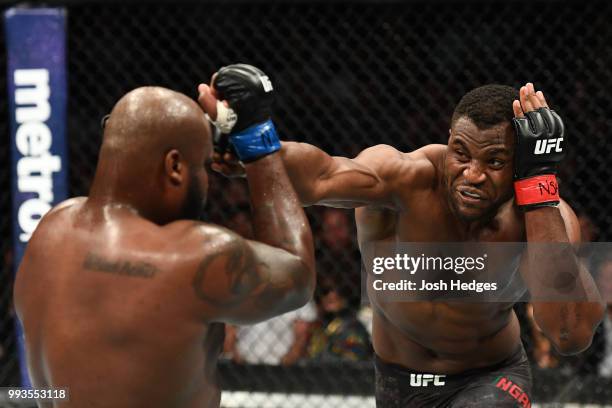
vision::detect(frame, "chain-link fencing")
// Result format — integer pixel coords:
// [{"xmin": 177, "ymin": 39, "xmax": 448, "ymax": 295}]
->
[{"xmin": 1, "ymin": 1, "xmax": 612, "ymax": 406}]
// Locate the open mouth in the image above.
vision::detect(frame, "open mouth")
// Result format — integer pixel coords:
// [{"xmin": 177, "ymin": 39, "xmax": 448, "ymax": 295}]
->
[
  {"xmin": 457, "ymin": 189, "xmax": 486, "ymax": 204},
  {"xmin": 461, "ymin": 190, "xmax": 481, "ymax": 199}
]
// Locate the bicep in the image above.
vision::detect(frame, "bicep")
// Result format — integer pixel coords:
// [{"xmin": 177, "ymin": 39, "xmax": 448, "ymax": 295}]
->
[
  {"xmin": 313, "ymin": 156, "xmax": 390, "ymax": 207},
  {"xmin": 192, "ymin": 235, "xmax": 312, "ymax": 324},
  {"xmin": 309, "ymin": 145, "xmax": 403, "ymax": 208}
]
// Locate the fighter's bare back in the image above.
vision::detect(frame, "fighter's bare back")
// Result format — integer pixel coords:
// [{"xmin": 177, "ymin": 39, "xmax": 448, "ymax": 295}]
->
[{"xmin": 15, "ymin": 199, "xmax": 228, "ymax": 408}]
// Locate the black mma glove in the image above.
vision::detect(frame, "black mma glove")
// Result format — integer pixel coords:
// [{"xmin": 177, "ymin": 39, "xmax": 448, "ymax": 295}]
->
[
  {"xmin": 210, "ymin": 64, "xmax": 279, "ymax": 163},
  {"xmin": 513, "ymin": 107, "xmax": 566, "ymax": 210}
]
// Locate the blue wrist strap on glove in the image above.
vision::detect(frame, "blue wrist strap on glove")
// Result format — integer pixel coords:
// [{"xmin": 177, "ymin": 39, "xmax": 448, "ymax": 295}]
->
[{"xmin": 230, "ymin": 119, "xmax": 281, "ymax": 162}]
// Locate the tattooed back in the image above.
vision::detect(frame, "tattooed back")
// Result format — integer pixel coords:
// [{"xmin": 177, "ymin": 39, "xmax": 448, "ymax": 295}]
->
[{"xmin": 13, "ymin": 197, "xmax": 228, "ymax": 408}]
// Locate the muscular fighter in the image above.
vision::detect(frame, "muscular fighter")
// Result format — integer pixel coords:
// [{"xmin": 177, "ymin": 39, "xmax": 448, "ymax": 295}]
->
[
  {"xmin": 14, "ymin": 84, "xmax": 315, "ymax": 407},
  {"xmin": 200, "ymin": 66, "xmax": 604, "ymax": 407}
]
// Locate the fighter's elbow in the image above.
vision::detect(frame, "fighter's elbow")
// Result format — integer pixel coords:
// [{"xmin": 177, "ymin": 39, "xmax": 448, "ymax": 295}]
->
[
  {"xmin": 552, "ymin": 320, "xmax": 602, "ymax": 356},
  {"xmin": 288, "ymin": 259, "xmax": 316, "ymax": 309},
  {"xmin": 553, "ymin": 333, "xmax": 594, "ymax": 356},
  {"xmin": 300, "ymin": 263, "xmax": 317, "ymax": 303},
  {"xmin": 539, "ymin": 303, "xmax": 605, "ymax": 356},
  {"xmin": 291, "ymin": 290, "xmax": 312, "ymax": 312}
]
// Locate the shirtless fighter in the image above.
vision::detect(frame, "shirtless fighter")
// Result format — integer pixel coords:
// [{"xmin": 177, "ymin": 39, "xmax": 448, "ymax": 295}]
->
[
  {"xmin": 200, "ymin": 65, "xmax": 604, "ymax": 407},
  {"xmin": 14, "ymin": 86, "xmax": 315, "ymax": 407}
]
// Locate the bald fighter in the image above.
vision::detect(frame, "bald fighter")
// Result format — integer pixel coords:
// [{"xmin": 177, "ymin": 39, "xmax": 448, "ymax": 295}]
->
[
  {"xmin": 201, "ymin": 65, "xmax": 604, "ymax": 407},
  {"xmin": 14, "ymin": 85, "xmax": 315, "ymax": 407}
]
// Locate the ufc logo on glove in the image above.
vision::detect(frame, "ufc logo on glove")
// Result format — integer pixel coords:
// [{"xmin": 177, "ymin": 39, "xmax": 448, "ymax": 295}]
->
[
  {"xmin": 534, "ymin": 138, "xmax": 563, "ymax": 155},
  {"xmin": 513, "ymin": 107, "xmax": 566, "ymax": 209}
]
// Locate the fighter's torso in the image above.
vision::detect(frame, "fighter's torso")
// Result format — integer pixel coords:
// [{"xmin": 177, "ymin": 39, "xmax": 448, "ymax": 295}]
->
[
  {"xmin": 355, "ymin": 147, "xmax": 526, "ymax": 374},
  {"xmin": 13, "ymin": 198, "xmax": 224, "ymax": 408}
]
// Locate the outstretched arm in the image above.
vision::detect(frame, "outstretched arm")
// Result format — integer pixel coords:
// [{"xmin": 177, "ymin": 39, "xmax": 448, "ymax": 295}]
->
[
  {"xmin": 210, "ymin": 141, "xmax": 436, "ymax": 209},
  {"xmin": 199, "ymin": 77, "xmax": 412, "ymax": 209},
  {"xmin": 280, "ymin": 142, "xmax": 403, "ymax": 207}
]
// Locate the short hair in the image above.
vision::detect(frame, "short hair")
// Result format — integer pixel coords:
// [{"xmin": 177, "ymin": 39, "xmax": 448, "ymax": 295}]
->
[{"xmin": 451, "ymin": 84, "xmax": 519, "ymax": 129}]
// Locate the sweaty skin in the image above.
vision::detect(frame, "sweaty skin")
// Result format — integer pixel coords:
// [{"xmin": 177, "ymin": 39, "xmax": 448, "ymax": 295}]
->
[
  {"xmin": 282, "ymin": 131, "xmax": 597, "ymax": 374},
  {"xmin": 203, "ymin": 83, "xmax": 603, "ymax": 375},
  {"xmin": 290, "ymin": 139, "xmax": 528, "ymax": 373},
  {"xmin": 14, "ymin": 87, "xmax": 315, "ymax": 408}
]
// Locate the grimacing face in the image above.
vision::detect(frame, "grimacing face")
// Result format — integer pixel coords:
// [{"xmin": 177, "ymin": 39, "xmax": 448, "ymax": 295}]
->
[{"xmin": 444, "ymin": 116, "xmax": 515, "ymax": 221}]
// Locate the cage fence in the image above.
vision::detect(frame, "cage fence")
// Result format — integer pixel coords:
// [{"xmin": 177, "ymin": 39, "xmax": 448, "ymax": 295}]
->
[{"xmin": 1, "ymin": 1, "xmax": 612, "ymax": 407}]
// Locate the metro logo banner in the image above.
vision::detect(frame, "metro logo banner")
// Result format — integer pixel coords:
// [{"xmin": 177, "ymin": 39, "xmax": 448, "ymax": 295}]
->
[{"xmin": 5, "ymin": 7, "xmax": 68, "ymax": 386}]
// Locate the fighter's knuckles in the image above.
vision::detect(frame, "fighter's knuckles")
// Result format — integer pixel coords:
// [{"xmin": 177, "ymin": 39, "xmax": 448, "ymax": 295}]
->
[
  {"xmin": 536, "ymin": 108, "xmax": 556, "ymax": 136},
  {"xmin": 550, "ymin": 110, "xmax": 565, "ymax": 140},
  {"xmin": 512, "ymin": 117, "xmax": 532, "ymax": 138},
  {"xmin": 525, "ymin": 111, "xmax": 546, "ymax": 135}
]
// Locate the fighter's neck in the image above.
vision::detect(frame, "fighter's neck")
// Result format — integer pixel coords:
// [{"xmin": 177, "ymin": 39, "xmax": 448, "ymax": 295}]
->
[
  {"xmin": 455, "ymin": 199, "xmax": 517, "ymax": 240},
  {"xmin": 88, "ymin": 169, "xmax": 161, "ymax": 223},
  {"xmin": 442, "ymin": 185, "xmax": 508, "ymax": 239}
]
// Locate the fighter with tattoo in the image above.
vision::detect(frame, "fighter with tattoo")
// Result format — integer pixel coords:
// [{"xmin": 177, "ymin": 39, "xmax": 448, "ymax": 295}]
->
[{"xmin": 14, "ymin": 78, "xmax": 314, "ymax": 407}]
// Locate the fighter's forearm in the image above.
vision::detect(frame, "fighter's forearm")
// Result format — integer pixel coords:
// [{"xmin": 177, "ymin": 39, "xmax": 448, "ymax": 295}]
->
[
  {"xmin": 524, "ymin": 207, "xmax": 601, "ymax": 299},
  {"xmin": 244, "ymin": 152, "xmax": 315, "ymax": 274},
  {"xmin": 525, "ymin": 207, "xmax": 604, "ymax": 354},
  {"xmin": 524, "ymin": 207, "xmax": 575, "ymax": 289},
  {"xmin": 531, "ymin": 300, "xmax": 603, "ymax": 355},
  {"xmin": 280, "ymin": 141, "xmax": 335, "ymax": 205},
  {"xmin": 525, "ymin": 207, "xmax": 565, "ymax": 241}
]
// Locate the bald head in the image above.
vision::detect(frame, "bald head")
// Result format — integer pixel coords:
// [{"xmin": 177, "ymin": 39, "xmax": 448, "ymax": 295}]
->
[
  {"xmin": 91, "ymin": 87, "xmax": 213, "ymax": 224},
  {"xmin": 103, "ymin": 86, "xmax": 211, "ymax": 155}
]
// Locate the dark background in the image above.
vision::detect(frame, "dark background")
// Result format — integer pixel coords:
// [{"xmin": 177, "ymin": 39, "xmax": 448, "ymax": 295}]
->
[{"xmin": 1, "ymin": 0, "xmax": 611, "ymax": 405}]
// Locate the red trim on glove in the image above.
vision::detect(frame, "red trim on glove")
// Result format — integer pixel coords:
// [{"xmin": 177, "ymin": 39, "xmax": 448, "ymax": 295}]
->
[{"xmin": 514, "ymin": 175, "xmax": 560, "ymax": 207}]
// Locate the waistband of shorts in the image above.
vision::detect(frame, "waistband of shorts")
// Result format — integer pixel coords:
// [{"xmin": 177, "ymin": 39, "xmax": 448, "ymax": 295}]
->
[{"xmin": 374, "ymin": 344, "xmax": 526, "ymax": 379}]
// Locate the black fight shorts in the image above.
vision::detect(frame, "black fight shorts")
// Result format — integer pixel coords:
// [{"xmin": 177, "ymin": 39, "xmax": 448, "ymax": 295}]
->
[{"xmin": 375, "ymin": 346, "xmax": 532, "ymax": 408}]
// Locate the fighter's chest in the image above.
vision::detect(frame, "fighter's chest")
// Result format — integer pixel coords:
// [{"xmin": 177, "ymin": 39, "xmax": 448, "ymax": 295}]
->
[
  {"xmin": 396, "ymin": 198, "xmax": 525, "ymax": 243},
  {"xmin": 356, "ymin": 195, "xmax": 525, "ymax": 252}
]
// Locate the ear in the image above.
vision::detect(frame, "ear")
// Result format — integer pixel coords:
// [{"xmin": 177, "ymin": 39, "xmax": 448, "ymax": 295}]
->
[{"xmin": 164, "ymin": 149, "xmax": 183, "ymax": 186}]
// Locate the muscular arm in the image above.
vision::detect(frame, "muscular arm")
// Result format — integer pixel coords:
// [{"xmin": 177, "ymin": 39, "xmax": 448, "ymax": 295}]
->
[
  {"xmin": 192, "ymin": 235, "xmax": 314, "ymax": 324},
  {"xmin": 522, "ymin": 201, "xmax": 604, "ymax": 355},
  {"xmin": 215, "ymin": 142, "xmax": 439, "ymax": 208},
  {"xmin": 194, "ymin": 153, "xmax": 316, "ymax": 324},
  {"xmin": 280, "ymin": 142, "xmax": 404, "ymax": 208}
]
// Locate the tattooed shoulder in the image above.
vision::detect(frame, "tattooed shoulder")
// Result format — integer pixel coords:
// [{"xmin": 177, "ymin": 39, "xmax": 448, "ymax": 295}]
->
[{"xmin": 192, "ymin": 235, "xmax": 264, "ymax": 306}]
